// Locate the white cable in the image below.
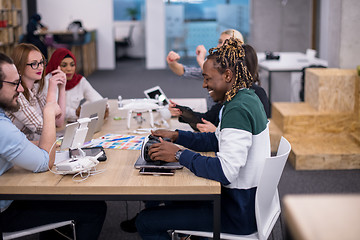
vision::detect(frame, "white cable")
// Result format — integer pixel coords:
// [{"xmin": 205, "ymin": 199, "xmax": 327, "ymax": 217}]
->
[
  {"xmin": 72, "ymin": 167, "xmax": 106, "ymax": 182},
  {"xmin": 48, "ymin": 139, "xmax": 106, "ymax": 181}
]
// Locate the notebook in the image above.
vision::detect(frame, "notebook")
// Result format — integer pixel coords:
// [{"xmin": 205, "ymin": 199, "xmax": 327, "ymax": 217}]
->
[
  {"xmin": 79, "ymin": 98, "xmax": 108, "ymax": 132},
  {"xmin": 144, "ymin": 86, "xmax": 170, "ymax": 106}
]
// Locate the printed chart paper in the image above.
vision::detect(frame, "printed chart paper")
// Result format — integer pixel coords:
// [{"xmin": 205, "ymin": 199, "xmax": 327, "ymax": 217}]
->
[{"xmin": 91, "ymin": 134, "xmax": 145, "ymax": 150}]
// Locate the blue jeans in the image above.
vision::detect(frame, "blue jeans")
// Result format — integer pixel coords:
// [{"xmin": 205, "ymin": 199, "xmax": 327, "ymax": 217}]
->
[{"xmin": 136, "ymin": 201, "xmax": 213, "ymax": 240}]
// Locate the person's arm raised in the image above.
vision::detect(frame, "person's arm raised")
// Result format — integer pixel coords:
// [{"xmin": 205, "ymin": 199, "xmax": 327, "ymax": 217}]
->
[
  {"xmin": 166, "ymin": 51, "xmax": 184, "ymax": 76},
  {"xmin": 195, "ymin": 45, "xmax": 207, "ymax": 71},
  {"xmin": 38, "ymin": 102, "xmax": 61, "ymax": 169},
  {"xmin": 47, "ymin": 67, "xmax": 66, "ymax": 127}
]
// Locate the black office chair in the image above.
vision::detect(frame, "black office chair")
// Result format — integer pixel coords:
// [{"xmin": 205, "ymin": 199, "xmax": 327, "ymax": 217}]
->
[
  {"xmin": 115, "ymin": 25, "xmax": 135, "ymax": 61},
  {"xmin": 299, "ymin": 65, "xmax": 327, "ymax": 101}
]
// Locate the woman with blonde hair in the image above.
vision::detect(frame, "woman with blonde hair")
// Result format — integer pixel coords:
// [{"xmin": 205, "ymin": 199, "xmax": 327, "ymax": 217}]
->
[{"xmin": 8, "ymin": 43, "xmax": 66, "ymax": 141}]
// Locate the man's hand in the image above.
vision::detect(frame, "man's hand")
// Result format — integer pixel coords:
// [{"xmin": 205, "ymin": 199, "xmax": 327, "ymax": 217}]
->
[
  {"xmin": 168, "ymin": 100, "xmax": 181, "ymax": 117},
  {"xmin": 148, "ymin": 138, "xmax": 181, "ymax": 162},
  {"xmin": 196, "ymin": 118, "xmax": 216, "ymax": 133},
  {"xmin": 151, "ymin": 129, "xmax": 179, "ymax": 142}
]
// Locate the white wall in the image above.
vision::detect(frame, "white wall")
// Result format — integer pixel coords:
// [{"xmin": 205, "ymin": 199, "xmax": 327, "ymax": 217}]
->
[
  {"xmin": 339, "ymin": 0, "xmax": 360, "ymax": 69},
  {"xmin": 316, "ymin": 0, "xmax": 360, "ymax": 69},
  {"xmin": 37, "ymin": 0, "xmax": 115, "ymax": 70},
  {"xmin": 318, "ymin": 0, "xmax": 341, "ymax": 67},
  {"xmin": 250, "ymin": 0, "xmax": 313, "ymax": 52},
  {"xmin": 145, "ymin": 0, "xmax": 166, "ymax": 69}
]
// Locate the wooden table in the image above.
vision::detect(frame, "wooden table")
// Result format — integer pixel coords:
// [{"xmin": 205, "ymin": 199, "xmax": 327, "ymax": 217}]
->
[
  {"xmin": 283, "ymin": 194, "xmax": 360, "ymax": 240},
  {"xmin": 0, "ymin": 98, "xmax": 222, "ymax": 239}
]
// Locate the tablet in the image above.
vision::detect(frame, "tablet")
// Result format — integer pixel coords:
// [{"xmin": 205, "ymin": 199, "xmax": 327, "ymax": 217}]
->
[
  {"xmin": 79, "ymin": 98, "xmax": 108, "ymax": 132},
  {"xmin": 60, "ymin": 116, "xmax": 99, "ymax": 151},
  {"xmin": 144, "ymin": 86, "xmax": 169, "ymax": 106},
  {"xmin": 60, "ymin": 121, "xmax": 79, "ymax": 151}
]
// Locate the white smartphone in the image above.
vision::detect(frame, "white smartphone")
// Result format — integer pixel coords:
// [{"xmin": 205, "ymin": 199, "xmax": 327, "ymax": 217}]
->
[{"xmin": 139, "ymin": 168, "xmax": 175, "ymax": 176}]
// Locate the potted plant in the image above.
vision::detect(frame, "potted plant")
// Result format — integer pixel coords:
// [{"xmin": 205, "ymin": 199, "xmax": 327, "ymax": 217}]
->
[{"xmin": 126, "ymin": 7, "xmax": 138, "ymax": 21}]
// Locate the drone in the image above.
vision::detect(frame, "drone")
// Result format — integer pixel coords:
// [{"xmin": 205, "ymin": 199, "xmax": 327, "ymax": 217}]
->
[{"xmin": 118, "ymin": 98, "xmax": 162, "ymax": 129}]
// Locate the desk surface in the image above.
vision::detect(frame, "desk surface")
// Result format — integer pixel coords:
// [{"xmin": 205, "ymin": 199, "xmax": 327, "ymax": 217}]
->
[
  {"xmin": 0, "ymin": 98, "xmax": 220, "ymax": 197},
  {"xmin": 258, "ymin": 52, "xmax": 328, "ymax": 72},
  {"xmin": 283, "ymin": 194, "xmax": 360, "ymax": 240}
]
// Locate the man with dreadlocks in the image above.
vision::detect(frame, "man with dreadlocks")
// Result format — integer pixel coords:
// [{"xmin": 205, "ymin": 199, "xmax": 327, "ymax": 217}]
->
[{"xmin": 135, "ymin": 37, "xmax": 270, "ymax": 239}]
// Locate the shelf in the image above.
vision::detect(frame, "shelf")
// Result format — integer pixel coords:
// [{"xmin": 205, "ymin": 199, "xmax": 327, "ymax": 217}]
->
[{"xmin": 0, "ymin": 0, "xmax": 22, "ymax": 55}]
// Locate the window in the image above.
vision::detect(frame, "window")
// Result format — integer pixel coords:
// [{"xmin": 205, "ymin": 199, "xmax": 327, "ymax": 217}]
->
[
  {"xmin": 113, "ymin": 0, "xmax": 251, "ymax": 57},
  {"xmin": 165, "ymin": 0, "xmax": 250, "ymax": 57},
  {"xmin": 113, "ymin": 0, "xmax": 145, "ymax": 21}
]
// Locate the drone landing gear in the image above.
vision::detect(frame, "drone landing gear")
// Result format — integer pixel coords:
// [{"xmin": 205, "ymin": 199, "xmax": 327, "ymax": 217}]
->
[{"xmin": 127, "ymin": 109, "xmax": 154, "ymax": 129}]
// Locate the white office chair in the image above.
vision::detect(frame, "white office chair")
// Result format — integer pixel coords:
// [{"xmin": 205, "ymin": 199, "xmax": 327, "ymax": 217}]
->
[
  {"xmin": 172, "ymin": 137, "xmax": 291, "ymax": 240},
  {"xmin": 2, "ymin": 220, "xmax": 76, "ymax": 240}
]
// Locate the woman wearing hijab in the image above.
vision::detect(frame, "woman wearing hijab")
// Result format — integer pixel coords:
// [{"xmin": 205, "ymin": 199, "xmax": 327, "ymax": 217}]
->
[{"xmin": 45, "ymin": 48, "xmax": 107, "ymax": 122}]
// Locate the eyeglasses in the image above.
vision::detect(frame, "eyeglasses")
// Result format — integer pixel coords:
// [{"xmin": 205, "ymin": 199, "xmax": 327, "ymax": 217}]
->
[
  {"xmin": 26, "ymin": 60, "xmax": 46, "ymax": 70},
  {"xmin": 0, "ymin": 76, "xmax": 22, "ymax": 91}
]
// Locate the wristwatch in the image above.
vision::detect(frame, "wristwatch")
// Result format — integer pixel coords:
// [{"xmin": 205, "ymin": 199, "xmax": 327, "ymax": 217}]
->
[{"xmin": 175, "ymin": 150, "xmax": 184, "ymax": 161}]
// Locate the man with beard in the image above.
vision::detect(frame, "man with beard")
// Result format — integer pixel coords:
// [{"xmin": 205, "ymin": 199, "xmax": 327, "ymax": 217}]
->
[{"xmin": 0, "ymin": 53, "xmax": 106, "ymax": 240}]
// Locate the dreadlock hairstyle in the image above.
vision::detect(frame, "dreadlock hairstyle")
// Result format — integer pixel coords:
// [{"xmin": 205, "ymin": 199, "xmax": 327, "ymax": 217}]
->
[{"xmin": 208, "ymin": 37, "xmax": 253, "ymax": 102}]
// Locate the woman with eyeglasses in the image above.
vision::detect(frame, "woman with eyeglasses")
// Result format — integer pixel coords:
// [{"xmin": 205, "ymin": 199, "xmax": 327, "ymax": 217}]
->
[
  {"xmin": 8, "ymin": 43, "xmax": 66, "ymax": 141},
  {"xmin": 45, "ymin": 48, "xmax": 109, "ymax": 122}
]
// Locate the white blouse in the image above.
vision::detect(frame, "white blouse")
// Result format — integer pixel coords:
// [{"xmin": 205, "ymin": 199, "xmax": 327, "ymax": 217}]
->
[{"xmin": 44, "ymin": 74, "xmax": 103, "ymax": 121}]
